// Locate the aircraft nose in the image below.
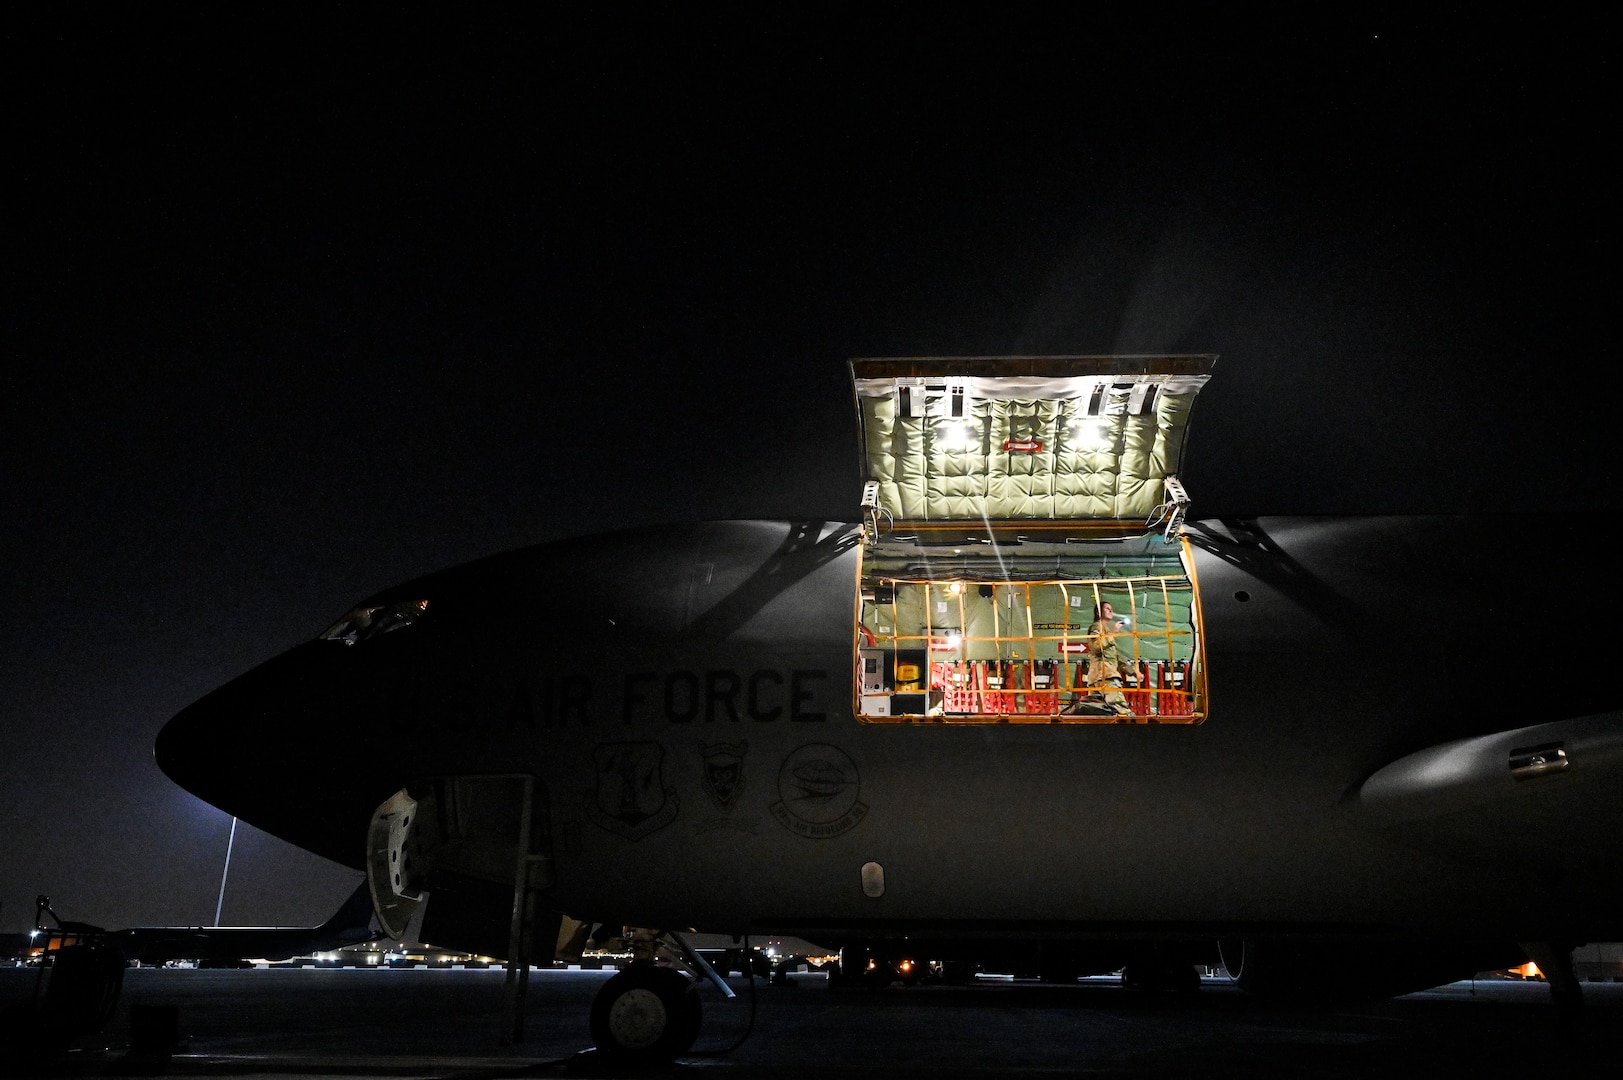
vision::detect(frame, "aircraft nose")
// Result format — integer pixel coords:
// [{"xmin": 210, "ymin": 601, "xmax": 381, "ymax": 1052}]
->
[
  {"xmin": 157, "ymin": 644, "xmax": 315, "ymax": 795},
  {"xmin": 155, "ymin": 641, "xmax": 388, "ymax": 865},
  {"xmin": 154, "ymin": 673, "xmax": 261, "ymax": 803}
]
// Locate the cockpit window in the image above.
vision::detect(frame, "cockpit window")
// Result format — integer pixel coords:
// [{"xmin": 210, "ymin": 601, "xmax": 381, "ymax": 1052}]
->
[{"xmin": 321, "ymin": 599, "xmax": 429, "ymax": 646}]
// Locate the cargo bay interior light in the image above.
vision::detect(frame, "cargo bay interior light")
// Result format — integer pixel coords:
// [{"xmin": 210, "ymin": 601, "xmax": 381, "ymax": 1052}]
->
[
  {"xmin": 935, "ymin": 420, "xmax": 974, "ymax": 450},
  {"xmin": 1067, "ymin": 416, "xmax": 1111, "ymax": 450}
]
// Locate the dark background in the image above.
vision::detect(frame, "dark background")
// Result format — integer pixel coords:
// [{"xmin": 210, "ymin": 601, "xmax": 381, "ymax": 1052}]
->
[{"xmin": 3, "ymin": 8, "xmax": 1611, "ymax": 929}]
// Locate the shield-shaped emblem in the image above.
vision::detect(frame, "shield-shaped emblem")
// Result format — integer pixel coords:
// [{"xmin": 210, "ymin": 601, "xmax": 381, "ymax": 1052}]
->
[{"xmin": 587, "ymin": 741, "xmax": 678, "ymax": 840}]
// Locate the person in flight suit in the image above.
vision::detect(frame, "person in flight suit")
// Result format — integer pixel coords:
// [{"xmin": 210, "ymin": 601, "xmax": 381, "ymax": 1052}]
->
[{"xmin": 1086, "ymin": 601, "xmax": 1134, "ymax": 718}]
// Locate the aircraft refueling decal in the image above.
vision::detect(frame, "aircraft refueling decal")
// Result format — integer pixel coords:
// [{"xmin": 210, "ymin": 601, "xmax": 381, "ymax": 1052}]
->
[{"xmin": 770, "ymin": 743, "xmax": 868, "ymax": 839}]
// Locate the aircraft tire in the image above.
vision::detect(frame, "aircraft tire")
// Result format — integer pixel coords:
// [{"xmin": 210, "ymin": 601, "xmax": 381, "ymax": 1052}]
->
[{"xmin": 589, "ymin": 964, "xmax": 701, "ymax": 1063}]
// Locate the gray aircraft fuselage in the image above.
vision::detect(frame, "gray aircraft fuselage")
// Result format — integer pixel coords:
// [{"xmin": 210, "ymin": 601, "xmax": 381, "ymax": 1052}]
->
[{"xmin": 154, "ymin": 515, "xmax": 1623, "ymax": 969}]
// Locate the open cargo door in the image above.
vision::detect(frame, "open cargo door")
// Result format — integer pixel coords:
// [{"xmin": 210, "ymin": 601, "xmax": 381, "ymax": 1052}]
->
[{"xmin": 849, "ymin": 356, "xmax": 1216, "ymax": 724}]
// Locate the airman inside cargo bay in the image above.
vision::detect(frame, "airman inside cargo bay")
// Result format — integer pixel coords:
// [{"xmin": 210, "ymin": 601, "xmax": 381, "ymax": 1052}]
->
[{"xmin": 1086, "ymin": 602, "xmax": 1134, "ymax": 718}]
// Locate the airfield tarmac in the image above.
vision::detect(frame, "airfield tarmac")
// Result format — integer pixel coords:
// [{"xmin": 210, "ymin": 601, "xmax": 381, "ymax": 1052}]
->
[{"xmin": 3, "ymin": 965, "xmax": 1619, "ymax": 1078}]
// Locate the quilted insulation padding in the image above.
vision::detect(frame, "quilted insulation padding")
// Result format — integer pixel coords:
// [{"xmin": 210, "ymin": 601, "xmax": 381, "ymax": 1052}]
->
[{"xmin": 861, "ymin": 387, "xmax": 1196, "ymax": 521}]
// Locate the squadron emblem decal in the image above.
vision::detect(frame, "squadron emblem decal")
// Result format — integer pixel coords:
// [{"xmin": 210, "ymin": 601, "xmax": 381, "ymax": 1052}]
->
[
  {"xmin": 694, "ymin": 739, "xmax": 758, "ymax": 834},
  {"xmin": 701, "ymin": 739, "xmax": 748, "ymax": 811},
  {"xmin": 771, "ymin": 743, "xmax": 868, "ymax": 839},
  {"xmin": 587, "ymin": 741, "xmax": 679, "ymax": 840}
]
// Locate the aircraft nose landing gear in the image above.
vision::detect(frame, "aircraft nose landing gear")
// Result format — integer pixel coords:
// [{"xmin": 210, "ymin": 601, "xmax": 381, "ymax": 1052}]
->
[{"xmin": 589, "ymin": 964, "xmax": 702, "ymax": 1063}]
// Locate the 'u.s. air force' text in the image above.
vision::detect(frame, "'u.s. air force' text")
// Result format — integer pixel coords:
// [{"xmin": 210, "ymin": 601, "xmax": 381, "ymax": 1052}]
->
[{"xmin": 390, "ymin": 669, "xmax": 830, "ymax": 733}]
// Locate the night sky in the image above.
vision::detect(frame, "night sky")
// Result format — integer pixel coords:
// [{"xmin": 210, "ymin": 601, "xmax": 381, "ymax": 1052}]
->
[{"xmin": 3, "ymin": 10, "xmax": 1611, "ymax": 930}]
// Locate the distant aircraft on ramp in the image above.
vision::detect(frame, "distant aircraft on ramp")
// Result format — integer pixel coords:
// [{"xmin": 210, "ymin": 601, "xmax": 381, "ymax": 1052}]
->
[
  {"xmin": 19, "ymin": 883, "xmax": 378, "ymax": 967},
  {"xmin": 102, "ymin": 881, "xmax": 379, "ymax": 965}
]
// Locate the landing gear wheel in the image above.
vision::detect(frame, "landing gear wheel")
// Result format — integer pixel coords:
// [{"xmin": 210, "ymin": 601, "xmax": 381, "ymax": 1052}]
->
[{"xmin": 590, "ymin": 964, "xmax": 701, "ymax": 1063}]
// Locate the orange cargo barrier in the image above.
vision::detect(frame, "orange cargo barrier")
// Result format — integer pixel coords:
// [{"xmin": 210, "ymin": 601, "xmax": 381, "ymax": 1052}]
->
[
  {"xmin": 1124, "ymin": 661, "xmax": 1154, "ymax": 715},
  {"xmin": 984, "ymin": 660, "xmax": 1017, "ymax": 714},
  {"xmin": 1147, "ymin": 660, "xmax": 1191, "ymax": 716},
  {"xmin": 937, "ymin": 660, "xmax": 983, "ymax": 714}
]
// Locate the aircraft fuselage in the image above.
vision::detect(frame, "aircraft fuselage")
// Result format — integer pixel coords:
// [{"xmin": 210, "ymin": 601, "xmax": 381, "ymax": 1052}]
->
[{"xmin": 155, "ymin": 515, "xmax": 1623, "ymax": 963}]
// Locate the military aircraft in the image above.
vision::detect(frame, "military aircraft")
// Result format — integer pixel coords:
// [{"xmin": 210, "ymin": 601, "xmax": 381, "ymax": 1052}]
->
[
  {"xmin": 154, "ymin": 355, "xmax": 1623, "ymax": 1062},
  {"xmin": 16, "ymin": 883, "xmax": 378, "ymax": 967},
  {"xmin": 2, "ymin": 885, "xmax": 379, "ymax": 1047},
  {"xmin": 103, "ymin": 881, "xmax": 378, "ymax": 966}
]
